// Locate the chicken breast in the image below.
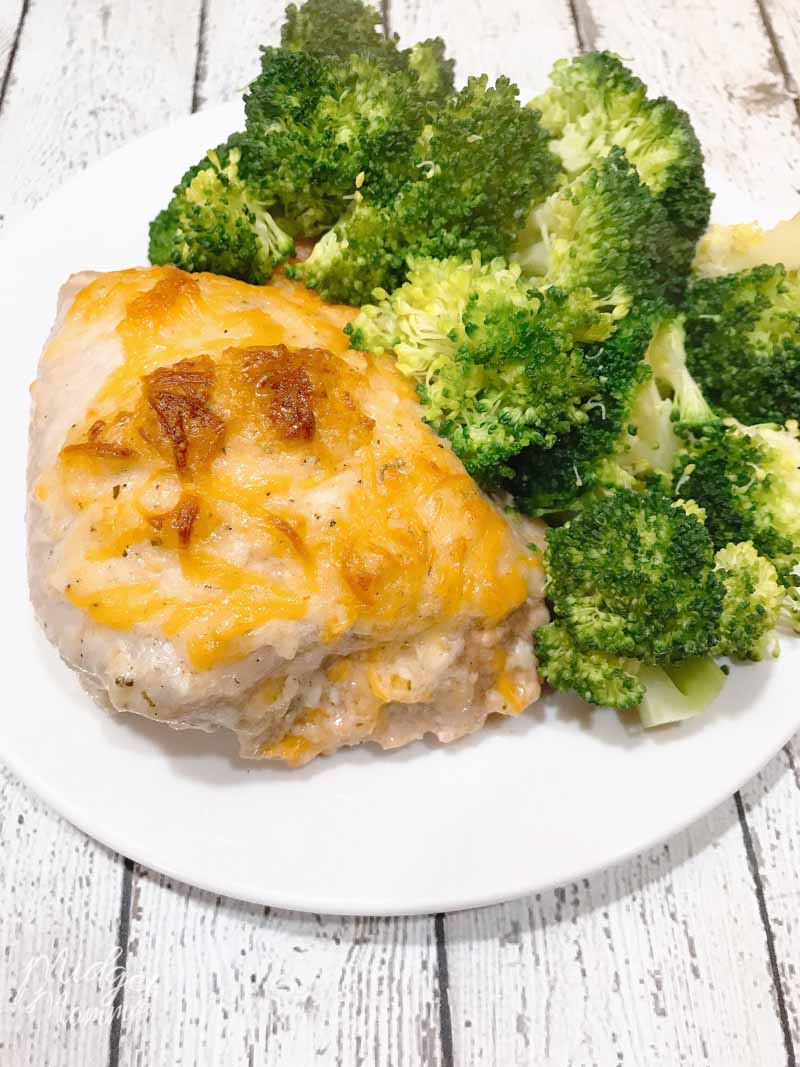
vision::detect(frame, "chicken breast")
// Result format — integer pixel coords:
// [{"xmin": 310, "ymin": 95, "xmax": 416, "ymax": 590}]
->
[{"xmin": 28, "ymin": 266, "xmax": 548, "ymax": 764}]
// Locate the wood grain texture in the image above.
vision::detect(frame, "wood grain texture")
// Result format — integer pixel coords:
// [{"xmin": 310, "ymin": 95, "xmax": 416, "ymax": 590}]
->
[
  {"xmin": 760, "ymin": 0, "xmax": 800, "ymax": 105},
  {"xmin": 3, "ymin": 2, "xmax": 800, "ymax": 1065},
  {"xmin": 195, "ymin": 0, "xmax": 283, "ymax": 109},
  {"xmin": 739, "ymin": 743, "xmax": 800, "ymax": 1051},
  {"xmin": 0, "ymin": 766, "xmax": 125, "ymax": 1067},
  {"xmin": 389, "ymin": 0, "xmax": 577, "ymax": 88},
  {"xmin": 116, "ymin": 868, "xmax": 441, "ymax": 1066},
  {"xmin": 0, "ymin": 1, "xmax": 25, "ymax": 88},
  {"xmin": 0, "ymin": 0, "xmax": 202, "ymax": 226},
  {"xmin": 444, "ymin": 803, "xmax": 790, "ymax": 1066}
]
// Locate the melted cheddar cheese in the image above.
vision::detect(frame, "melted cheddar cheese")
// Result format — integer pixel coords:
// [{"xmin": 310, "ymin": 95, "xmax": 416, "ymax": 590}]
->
[{"xmin": 38, "ymin": 267, "xmax": 541, "ymax": 670}]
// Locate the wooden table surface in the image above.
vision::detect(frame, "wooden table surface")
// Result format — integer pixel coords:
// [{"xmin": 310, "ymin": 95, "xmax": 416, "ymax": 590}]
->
[{"xmin": 2, "ymin": 1, "xmax": 800, "ymax": 1063}]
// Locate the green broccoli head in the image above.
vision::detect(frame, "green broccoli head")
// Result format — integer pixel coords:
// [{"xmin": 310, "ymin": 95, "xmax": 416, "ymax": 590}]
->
[
  {"xmin": 536, "ymin": 622, "xmax": 645, "ymax": 709},
  {"xmin": 672, "ymin": 417, "xmax": 800, "ymax": 585},
  {"xmin": 243, "ymin": 47, "xmax": 425, "ymax": 234},
  {"xmin": 346, "ymin": 253, "xmax": 614, "ymax": 481},
  {"xmin": 712, "ymin": 541, "xmax": 784, "ymax": 660},
  {"xmin": 280, "ymin": 0, "xmax": 402, "ymax": 67},
  {"xmin": 292, "ymin": 74, "xmax": 560, "ymax": 303},
  {"xmin": 286, "ymin": 199, "xmax": 405, "ymax": 304},
  {"xmin": 280, "ymin": 0, "xmax": 455, "ymax": 111},
  {"xmin": 514, "ymin": 146, "xmax": 688, "ymax": 309},
  {"xmin": 543, "ymin": 486, "xmax": 723, "ymax": 662},
  {"xmin": 404, "ymin": 38, "xmax": 455, "ymax": 104},
  {"xmin": 531, "ymin": 52, "xmax": 712, "ymax": 252},
  {"xmin": 148, "ymin": 139, "xmax": 294, "ymax": 284},
  {"xmin": 685, "ymin": 264, "xmax": 800, "ymax": 426},
  {"xmin": 397, "ymin": 75, "xmax": 561, "ymax": 262},
  {"xmin": 511, "ymin": 302, "xmax": 668, "ymax": 515}
]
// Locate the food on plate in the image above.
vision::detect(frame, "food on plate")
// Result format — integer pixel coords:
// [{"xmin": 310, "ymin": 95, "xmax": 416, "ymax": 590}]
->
[
  {"xmin": 535, "ymin": 484, "xmax": 784, "ymax": 720},
  {"xmin": 28, "ymin": 267, "xmax": 547, "ymax": 763},
  {"xmin": 28, "ymin": 0, "xmax": 800, "ymax": 751},
  {"xmin": 684, "ymin": 261, "xmax": 800, "ymax": 427},
  {"xmin": 529, "ymin": 52, "xmax": 712, "ymax": 258}
]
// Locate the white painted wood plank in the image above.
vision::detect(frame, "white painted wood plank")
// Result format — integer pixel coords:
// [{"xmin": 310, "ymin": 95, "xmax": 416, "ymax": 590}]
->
[
  {"xmin": 196, "ymin": 0, "xmax": 283, "ymax": 109},
  {"xmin": 761, "ymin": 0, "xmax": 800, "ymax": 101},
  {"xmin": 444, "ymin": 802, "xmax": 788, "ymax": 1066},
  {"xmin": 739, "ymin": 741, "xmax": 800, "ymax": 1047},
  {"xmin": 0, "ymin": 2, "xmax": 203, "ymax": 1062},
  {"xmin": 389, "ymin": 0, "xmax": 577, "ymax": 89},
  {"xmin": 0, "ymin": 766, "xmax": 125, "ymax": 1067},
  {"xmin": 584, "ymin": 0, "xmax": 800, "ymax": 219},
  {"xmin": 117, "ymin": 869, "xmax": 441, "ymax": 1066},
  {"xmin": 0, "ymin": 0, "xmax": 202, "ymax": 227}
]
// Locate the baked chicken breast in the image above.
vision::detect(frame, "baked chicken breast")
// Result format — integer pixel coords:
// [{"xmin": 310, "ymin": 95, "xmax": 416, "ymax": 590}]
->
[{"xmin": 28, "ymin": 266, "xmax": 548, "ymax": 764}]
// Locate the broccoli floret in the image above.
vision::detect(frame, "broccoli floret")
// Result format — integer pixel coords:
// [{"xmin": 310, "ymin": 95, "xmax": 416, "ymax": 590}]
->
[
  {"xmin": 684, "ymin": 264, "xmax": 800, "ymax": 426},
  {"xmin": 404, "ymin": 38, "xmax": 455, "ymax": 104},
  {"xmin": 243, "ymin": 48, "xmax": 425, "ymax": 236},
  {"xmin": 537, "ymin": 486, "xmax": 732, "ymax": 720},
  {"xmin": 544, "ymin": 486, "xmax": 723, "ymax": 662},
  {"xmin": 148, "ymin": 139, "xmax": 294, "ymax": 284},
  {"xmin": 280, "ymin": 0, "xmax": 402, "ymax": 67},
  {"xmin": 293, "ymin": 74, "xmax": 560, "ymax": 302},
  {"xmin": 511, "ymin": 303, "xmax": 670, "ymax": 514},
  {"xmin": 398, "ymin": 75, "xmax": 561, "ymax": 261},
  {"xmin": 291, "ymin": 199, "xmax": 404, "ymax": 304},
  {"xmin": 531, "ymin": 52, "xmax": 712, "ymax": 256},
  {"xmin": 514, "ymin": 147, "xmax": 688, "ymax": 307},
  {"xmin": 672, "ymin": 417, "xmax": 800, "ymax": 586},
  {"xmin": 347, "ymin": 254, "xmax": 609, "ymax": 480},
  {"xmin": 712, "ymin": 542, "xmax": 784, "ymax": 660},
  {"xmin": 536, "ymin": 622, "xmax": 644, "ymax": 709}
]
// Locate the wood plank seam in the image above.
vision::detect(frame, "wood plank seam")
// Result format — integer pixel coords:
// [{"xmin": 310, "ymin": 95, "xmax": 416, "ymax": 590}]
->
[
  {"xmin": 434, "ymin": 913, "xmax": 454, "ymax": 1067},
  {"xmin": 567, "ymin": 0, "xmax": 596, "ymax": 51},
  {"xmin": 107, "ymin": 857, "xmax": 135, "ymax": 1067},
  {"xmin": 754, "ymin": 0, "xmax": 800, "ymax": 124},
  {"xmin": 0, "ymin": 0, "xmax": 29, "ymax": 117},
  {"xmin": 735, "ymin": 791, "xmax": 797, "ymax": 1066},
  {"xmin": 192, "ymin": 0, "xmax": 210, "ymax": 113}
]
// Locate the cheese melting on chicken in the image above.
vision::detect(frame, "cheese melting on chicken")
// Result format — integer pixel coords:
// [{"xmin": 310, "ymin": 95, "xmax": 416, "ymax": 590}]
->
[{"xmin": 29, "ymin": 267, "xmax": 547, "ymax": 763}]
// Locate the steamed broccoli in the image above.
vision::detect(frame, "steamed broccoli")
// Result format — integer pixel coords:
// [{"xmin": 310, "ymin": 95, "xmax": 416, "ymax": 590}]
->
[
  {"xmin": 535, "ymin": 622, "xmax": 644, "ymax": 709},
  {"xmin": 404, "ymin": 38, "xmax": 455, "ymax": 104},
  {"xmin": 511, "ymin": 303, "xmax": 673, "ymax": 514},
  {"xmin": 684, "ymin": 264, "xmax": 800, "ymax": 425},
  {"xmin": 243, "ymin": 47, "xmax": 426, "ymax": 233},
  {"xmin": 672, "ymin": 417, "xmax": 800, "ymax": 587},
  {"xmin": 280, "ymin": 0, "xmax": 402, "ymax": 66},
  {"xmin": 712, "ymin": 541, "xmax": 784, "ymax": 660},
  {"xmin": 544, "ymin": 487, "xmax": 722, "ymax": 661},
  {"xmin": 530, "ymin": 52, "xmax": 712, "ymax": 258},
  {"xmin": 292, "ymin": 75, "xmax": 560, "ymax": 302},
  {"xmin": 535, "ymin": 486, "xmax": 729, "ymax": 720},
  {"xmin": 347, "ymin": 254, "xmax": 610, "ymax": 479},
  {"xmin": 148, "ymin": 139, "xmax": 294, "ymax": 284},
  {"xmin": 514, "ymin": 147, "xmax": 687, "ymax": 309},
  {"xmin": 644, "ymin": 317, "xmax": 800, "ymax": 596}
]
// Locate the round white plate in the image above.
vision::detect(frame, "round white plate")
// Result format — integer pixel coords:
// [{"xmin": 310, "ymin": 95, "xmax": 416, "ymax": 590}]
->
[{"xmin": 2, "ymin": 101, "xmax": 799, "ymax": 916}]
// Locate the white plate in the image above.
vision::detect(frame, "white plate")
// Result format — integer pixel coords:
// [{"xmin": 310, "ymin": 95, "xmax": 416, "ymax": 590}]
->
[{"xmin": 2, "ymin": 101, "xmax": 799, "ymax": 916}]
